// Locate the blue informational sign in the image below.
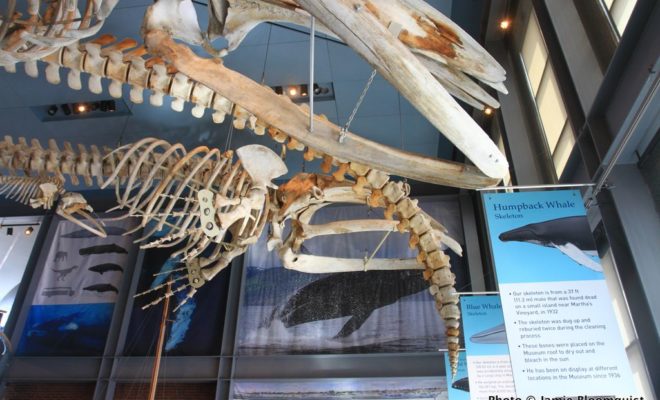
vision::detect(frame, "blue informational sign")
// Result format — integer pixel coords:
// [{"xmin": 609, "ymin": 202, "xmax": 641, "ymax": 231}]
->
[
  {"xmin": 483, "ymin": 190, "xmax": 637, "ymax": 396},
  {"xmin": 460, "ymin": 296, "xmax": 514, "ymax": 398},
  {"xmin": 445, "ymin": 351, "xmax": 469, "ymax": 399},
  {"xmin": 484, "ymin": 190, "xmax": 602, "ymax": 284}
]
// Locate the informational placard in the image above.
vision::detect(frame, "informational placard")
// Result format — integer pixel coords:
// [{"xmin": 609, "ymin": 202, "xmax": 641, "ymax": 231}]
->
[
  {"xmin": 483, "ymin": 190, "xmax": 636, "ymax": 396},
  {"xmin": 445, "ymin": 352, "xmax": 469, "ymax": 399},
  {"xmin": 17, "ymin": 219, "xmax": 137, "ymax": 356},
  {"xmin": 460, "ymin": 295, "xmax": 515, "ymax": 399}
]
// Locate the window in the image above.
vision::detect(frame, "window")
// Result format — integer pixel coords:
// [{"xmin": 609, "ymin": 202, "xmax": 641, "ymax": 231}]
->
[
  {"xmin": 602, "ymin": 0, "xmax": 638, "ymax": 37},
  {"xmin": 520, "ymin": 12, "xmax": 575, "ymax": 179}
]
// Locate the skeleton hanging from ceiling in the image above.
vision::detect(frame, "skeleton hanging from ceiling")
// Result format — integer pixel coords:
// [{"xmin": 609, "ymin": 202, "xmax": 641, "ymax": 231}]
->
[{"xmin": 0, "ymin": 0, "xmax": 510, "ymax": 376}]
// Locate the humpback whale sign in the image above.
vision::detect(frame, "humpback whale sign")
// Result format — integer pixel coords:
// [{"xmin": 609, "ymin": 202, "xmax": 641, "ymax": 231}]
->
[{"xmin": 483, "ymin": 190, "xmax": 637, "ymax": 396}]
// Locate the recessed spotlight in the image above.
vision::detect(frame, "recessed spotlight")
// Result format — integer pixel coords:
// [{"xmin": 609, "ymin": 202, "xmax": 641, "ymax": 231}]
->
[
  {"xmin": 25, "ymin": 226, "xmax": 34, "ymax": 236},
  {"xmin": 499, "ymin": 19, "xmax": 511, "ymax": 30},
  {"xmin": 76, "ymin": 103, "xmax": 88, "ymax": 113},
  {"xmin": 300, "ymin": 84, "xmax": 308, "ymax": 97},
  {"xmin": 484, "ymin": 106, "xmax": 494, "ymax": 116},
  {"xmin": 47, "ymin": 105, "xmax": 58, "ymax": 116},
  {"xmin": 274, "ymin": 86, "xmax": 283, "ymax": 95},
  {"xmin": 288, "ymin": 87, "xmax": 298, "ymax": 96},
  {"xmin": 62, "ymin": 104, "xmax": 71, "ymax": 115}
]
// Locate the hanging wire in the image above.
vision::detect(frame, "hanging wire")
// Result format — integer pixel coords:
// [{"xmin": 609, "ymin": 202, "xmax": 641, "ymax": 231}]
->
[
  {"xmin": 224, "ymin": 115, "xmax": 235, "ymax": 152},
  {"xmin": 309, "ymin": 16, "xmax": 316, "ymax": 133},
  {"xmin": 339, "ymin": 69, "xmax": 378, "ymax": 143}
]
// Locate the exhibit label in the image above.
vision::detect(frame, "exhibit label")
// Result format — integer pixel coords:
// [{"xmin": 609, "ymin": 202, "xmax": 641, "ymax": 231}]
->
[
  {"xmin": 445, "ymin": 351, "xmax": 469, "ymax": 399},
  {"xmin": 461, "ymin": 295, "xmax": 515, "ymax": 399},
  {"xmin": 483, "ymin": 190, "xmax": 636, "ymax": 396}
]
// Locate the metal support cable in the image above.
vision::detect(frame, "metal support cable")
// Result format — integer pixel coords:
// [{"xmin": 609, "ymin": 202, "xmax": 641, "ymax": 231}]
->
[
  {"xmin": 309, "ymin": 16, "xmax": 315, "ymax": 133},
  {"xmin": 339, "ymin": 69, "xmax": 377, "ymax": 143}
]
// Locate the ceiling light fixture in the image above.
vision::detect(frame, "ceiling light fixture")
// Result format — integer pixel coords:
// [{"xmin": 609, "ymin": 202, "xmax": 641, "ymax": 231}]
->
[
  {"xmin": 484, "ymin": 106, "xmax": 494, "ymax": 116},
  {"xmin": 61, "ymin": 104, "xmax": 71, "ymax": 116},
  {"xmin": 271, "ymin": 83, "xmax": 335, "ymax": 103},
  {"xmin": 47, "ymin": 105, "xmax": 58, "ymax": 116},
  {"xmin": 499, "ymin": 19, "xmax": 511, "ymax": 30},
  {"xmin": 24, "ymin": 226, "xmax": 34, "ymax": 236},
  {"xmin": 75, "ymin": 103, "xmax": 88, "ymax": 113}
]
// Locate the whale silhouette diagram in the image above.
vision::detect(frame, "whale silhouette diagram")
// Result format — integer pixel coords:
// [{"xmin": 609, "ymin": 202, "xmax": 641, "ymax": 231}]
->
[
  {"xmin": 498, "ymin": 216, "xmax": 602, "ymax": 272},
  {"xmin": 470, "ymin": 323, "xmax": 507, "ymax": 344},
  {"xmin": 272, "ymin": 269, "xmax": 428, "ymax": 338},
  {"xmin": 451, "ymin": 376, "xmax": 470, "ymax": 392}
]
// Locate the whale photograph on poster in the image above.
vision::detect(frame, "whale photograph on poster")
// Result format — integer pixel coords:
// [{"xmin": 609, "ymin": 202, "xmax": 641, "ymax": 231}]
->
[{"xmin": 237, "ymin": 197, "xmax": 467, "ymax": 355}]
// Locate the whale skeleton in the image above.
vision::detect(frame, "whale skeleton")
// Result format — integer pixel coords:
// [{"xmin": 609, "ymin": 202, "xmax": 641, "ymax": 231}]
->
[{"xmin": 0, "ymin": 0, "xmax": 513, "ymax": 375}]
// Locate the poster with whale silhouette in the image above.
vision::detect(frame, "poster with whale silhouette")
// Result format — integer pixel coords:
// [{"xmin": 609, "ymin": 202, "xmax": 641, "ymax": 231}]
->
[
  {"xmin": 17, "ymin": 218, "xmax": 138, "ymax": 356},
  {"xmin": 237, "ymin": 196, "xmax": 467, "ymax": 355},
  {"xmin": 483, "ymin": 190, "xmax": 637, "ymax": 396}
]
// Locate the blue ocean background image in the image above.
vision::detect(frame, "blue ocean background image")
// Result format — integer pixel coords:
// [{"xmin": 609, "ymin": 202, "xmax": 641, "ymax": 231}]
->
[
  {"xmin": 483, "ymin": 190, "xmax": 603, "ymax": 284},
  {"xmin": 17, "ymin": 303, "xmax": 114, "ymax": 356}
]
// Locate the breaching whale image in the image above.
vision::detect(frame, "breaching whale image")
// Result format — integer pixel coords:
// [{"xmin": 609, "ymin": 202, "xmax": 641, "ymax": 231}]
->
[
  {"xmin": 498, "ymin": 216, "xmax": 602, "ymax": 272},
  {"xmin": 451, "ymin": 376, "xmax": 470, "ymax": 392},
  {"xmin": 469, "ymin": 323, "xmax": 507, "ymax": 344},
  {"xmin": 271, "ymin": 269, "xmax": 428, "ymax": 338}
]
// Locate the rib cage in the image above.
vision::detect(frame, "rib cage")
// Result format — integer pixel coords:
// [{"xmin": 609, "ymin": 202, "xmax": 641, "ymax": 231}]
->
[
  {"xmin": 0, "ymin": 175, "xmax": 63, "ymax": 206},
  {"xmin": 0, "ymin": 1, "xmax": 116, "ymax": 68},
  {"xmin": 102, "ymin": 138, "xmax": 269, "ymax": 264}
]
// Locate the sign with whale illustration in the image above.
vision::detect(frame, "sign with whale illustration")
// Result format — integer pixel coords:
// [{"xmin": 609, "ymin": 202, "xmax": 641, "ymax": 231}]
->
[
  {"xmin": 445, "ymin": 351, "xmax": 469, "ymax": 399},
  {"xmin": 460, "ymin": 295, "xmax": 515, "ymax": 399},
  {"xmin": 237, "ymin": 197, "xmax": 467, "ymax": 355},
  {"xmin": 17, "ymin": 218, "xmax": 137, "ymax": 356},
  {"xmin": 483, "ymin": 190, "xmax": 637, "ymax": 396}
]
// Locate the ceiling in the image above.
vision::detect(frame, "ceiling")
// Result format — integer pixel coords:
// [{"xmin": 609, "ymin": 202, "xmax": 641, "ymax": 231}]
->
[{"xmin": 0, "ymin": 0, "xmax": 492, "ymax": 183}]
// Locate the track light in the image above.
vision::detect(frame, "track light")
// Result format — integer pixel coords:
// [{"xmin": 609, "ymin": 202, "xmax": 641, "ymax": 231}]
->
[
  {"xmin": 25, "ymin": 226, "xmax": 34, "ymax": 236},
  {"xmin": 100, "ymin": 100, "xmax": 116, "ymax": 112},
  {"xmin": 484, "ymin": 106, "xmax": 494, "ymax": 116},
  {"xmin": 61, "ymin": 104, "xmax": 71, "ymax": 115},
  {"xmin": 47, "ymin": 105, "xmax": 58, "ymax": 116},
  {"xmin": 313, "ymin": 83, "xmax": 321, "ymax": 95},
  {"xmin": 274, "ymin": 86, "xmax": 283, "ymax": 95},
  {"xmin": 288, "ymin": 86, "xmax": 298, "ymax": 96},
  {"xmin": 499, "ymin": 19, "xmax": 511, "ymax": 30},
  {"xmin": 300, "ymin": 84, "xmax": 308, "ymax": 97},
  {"xmin": 73, "ymin": 102, "xmax": 89, "ymax": 114}
]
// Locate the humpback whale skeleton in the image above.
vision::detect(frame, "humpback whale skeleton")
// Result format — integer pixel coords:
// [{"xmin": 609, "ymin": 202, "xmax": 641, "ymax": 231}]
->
[{"xmin": 0, "ymin": 0, "xmax": 513, "ymax": 375}]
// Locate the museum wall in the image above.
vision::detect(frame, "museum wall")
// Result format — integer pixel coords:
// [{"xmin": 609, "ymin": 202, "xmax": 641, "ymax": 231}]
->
[{"xmin": 0, "ymin": 0, "xmax": 657, "ymax": 399}]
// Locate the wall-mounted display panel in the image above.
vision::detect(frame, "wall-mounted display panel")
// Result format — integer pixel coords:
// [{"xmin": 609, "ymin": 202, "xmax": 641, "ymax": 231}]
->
[
  {"xmin": 124, "ymin": 244, "xmax": 231, "ymax": 356},
  {"xmin": 237, "ymin": 197, "xmax": 467, "ymax": 355},
  {"xmin": 16, "ymin": 218, "xmax": 138, "ymax": 356}
]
